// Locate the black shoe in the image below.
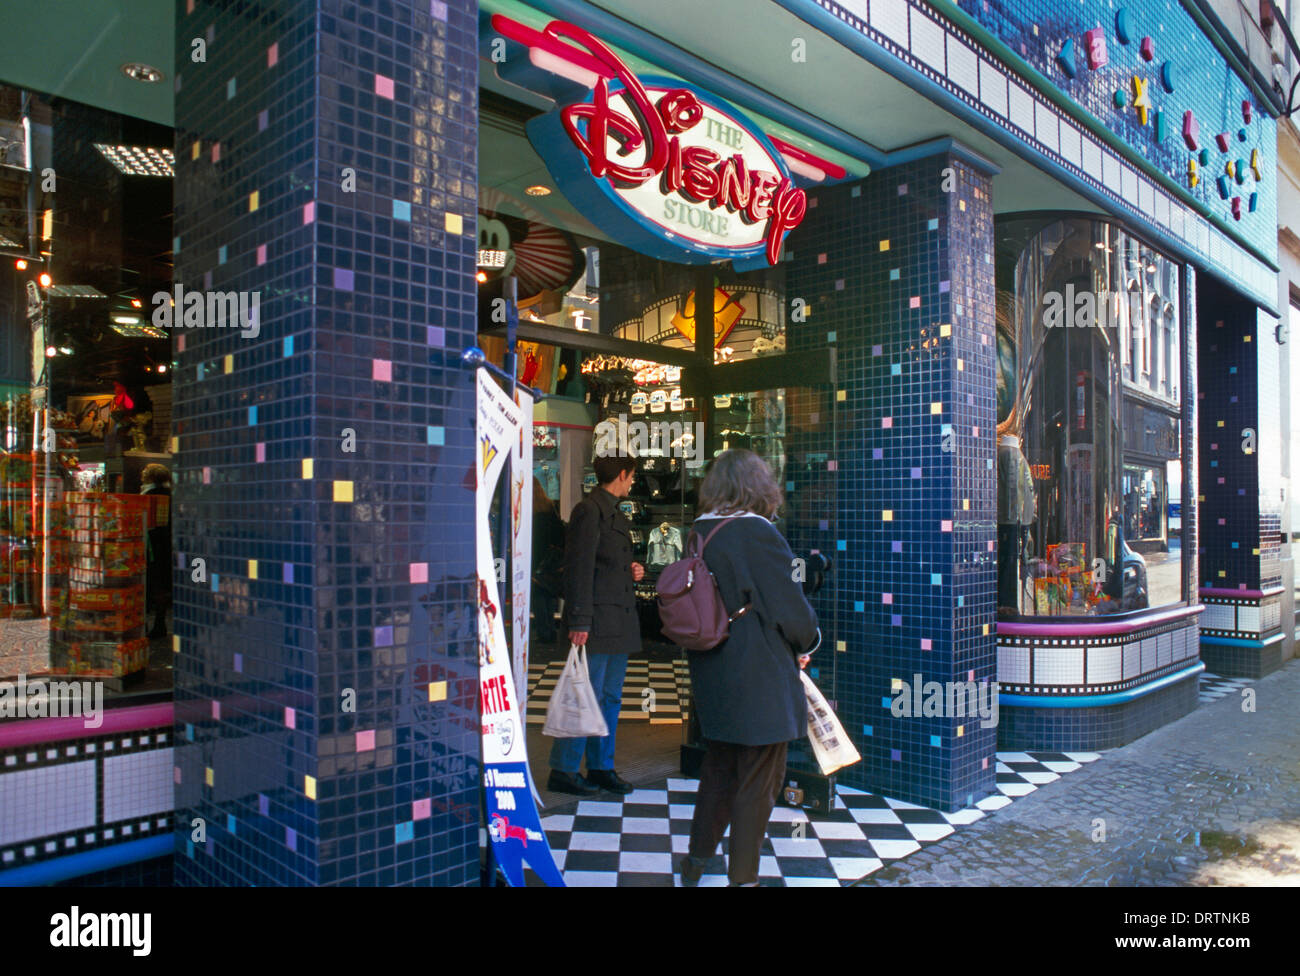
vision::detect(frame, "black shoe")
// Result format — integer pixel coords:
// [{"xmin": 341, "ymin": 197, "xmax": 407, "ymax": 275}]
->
[
  {"xmin": 677, "ymin": 855, "xmax": 706, "ymax": 887},
  {"xmin": 547, "ymin": 770, "xmax": 598, "ymax": 796},
  {"xmin": 585, "ymin": 769, "xmax": 634, "ymax": 794}
]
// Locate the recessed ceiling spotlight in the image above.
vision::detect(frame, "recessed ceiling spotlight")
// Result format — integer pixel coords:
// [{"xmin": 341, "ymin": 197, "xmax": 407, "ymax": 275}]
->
[
  {"xmin": 122, "ymin": 62, "xmax": 165, "ymax": 83},
  {"xmin": 93, "ymin": 144, "xmax": 175, "ymax": 177},
  {"xmin": 525, "ymin": 185, "xmax": 552, "ymax": 196}
]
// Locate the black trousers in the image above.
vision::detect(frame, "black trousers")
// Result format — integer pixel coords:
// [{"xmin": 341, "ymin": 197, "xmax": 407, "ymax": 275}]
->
[{"xmin": 688, "ymin": 739, "xmax": 787, "ymax": 885}]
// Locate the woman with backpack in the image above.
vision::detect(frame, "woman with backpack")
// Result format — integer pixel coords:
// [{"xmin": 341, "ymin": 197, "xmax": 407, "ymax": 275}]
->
[{"xmin": 675, "ymin": 449, "xmax": 820, "ymax": 887}]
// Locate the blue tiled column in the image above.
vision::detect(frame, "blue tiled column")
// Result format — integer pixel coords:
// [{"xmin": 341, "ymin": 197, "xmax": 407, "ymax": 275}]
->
[
  {"xmin": 786, "ymin": 150, "xmax": 998, "ymax": 811},
  {"xmin": 1196, "ymin": 280, "xmax": 1286, "ymax": 676},
  {"xmin": 172, "ymin": 0, "xmax": 480, "ymax": 885}
]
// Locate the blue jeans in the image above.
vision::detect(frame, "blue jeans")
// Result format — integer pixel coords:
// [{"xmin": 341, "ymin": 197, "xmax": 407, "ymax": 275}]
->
[{"xmin": 549, "ymin": 652, "xmax": 628, "ymax": 774}]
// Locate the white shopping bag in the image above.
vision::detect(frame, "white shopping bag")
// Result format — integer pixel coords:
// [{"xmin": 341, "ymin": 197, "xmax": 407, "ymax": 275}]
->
[
  {"xmin": 800, "ymin": 671, "xmax": 861, "ymax": 775},
  {"xmin": 543, "ymin": 644, "xmax": 610, "ymax": 739}
]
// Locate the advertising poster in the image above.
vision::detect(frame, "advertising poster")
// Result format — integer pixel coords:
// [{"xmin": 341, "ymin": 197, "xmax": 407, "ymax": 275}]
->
[
  {"xmin": 476, "ymin": 369, "xmax": 564, "ymax": 887},
  {"xmin": 510, "ymin": 388, "xmax": 533, "ymax": 713}
]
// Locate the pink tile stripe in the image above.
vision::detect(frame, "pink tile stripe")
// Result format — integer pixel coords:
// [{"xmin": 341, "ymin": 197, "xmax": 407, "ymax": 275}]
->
[{"xmin": 0, "ymin": 702, "xmax": 173, "ymax": 749}]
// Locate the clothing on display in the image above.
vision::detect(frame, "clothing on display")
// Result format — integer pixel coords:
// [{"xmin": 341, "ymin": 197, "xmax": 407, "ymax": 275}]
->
[
  {"xmin": 647, "ymin": 522, "xmax": 683, "ymax": 568},
  {"xmin": 534, "ymin": 461, "xmax": 560, "ymax": 500}
]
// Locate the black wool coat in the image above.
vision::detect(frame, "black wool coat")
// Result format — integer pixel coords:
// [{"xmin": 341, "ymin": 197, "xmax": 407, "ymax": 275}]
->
[
  {"xmin": 561, "ymin": 487, "xmax": 642, "ymax": 654},
  {"xmin": 688, "ymin": 515, "xmax": 819, "ymax": 745}
]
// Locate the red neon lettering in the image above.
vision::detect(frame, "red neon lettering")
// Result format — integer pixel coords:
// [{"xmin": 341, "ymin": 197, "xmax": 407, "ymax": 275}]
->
[
  {"xmin": 681, "ymin": 146, "xmax": 721, "ymax": 201},
  {"xmin": 713, "ymin": 155, "xmax": 753, "ymax": 211},
  {"xmin": 766, "ymin": 179, "xmax": 807, "ymax": 266}
]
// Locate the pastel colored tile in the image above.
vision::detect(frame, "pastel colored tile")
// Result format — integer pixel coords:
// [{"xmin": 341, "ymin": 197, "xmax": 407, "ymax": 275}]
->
[
  {"xmin": 334, "ymin": 267, "xmax": 355, "ymax": 291},
  {"xmin": 205, "ymin": 767, "xmax": 213, "ymax": 787},
  {"xmin": 255, "ymin": 442, "xmax": 265, "ymax": 462},
  {"xmin": 248, "ymin": 190, "xmax": 259, "ymax": 211},
  {"xmin": 356, "ymin": 730, "xmax": 375, "ymax": 752},
  {"xmin": 413, "ymin": 799, "xmax": 432, "ymax": 820},
  {"xmin": 285, "ymin": 708, "xmax": 295, "ymax": 729},
  {"xmin": 333, "ymin": 480, "xmax": 354, "ymax": 502},
  {"xmin": 445, "ymin": 213, "xmax": 463, "ymax": 234},
  {"xmin": 410, "ymin": 563, "xmax": 429, "ymax": 583},
  {"xmin": 304, "ymin": 775, "xmax": 316, "ymax": 799},
  {"xmin": 393, "ymin": 200, "xmax": 411, "ymax": 221},
  {"xmin": 373, "ymin": 359, "xmax": 392, "ymax": 381},
  {"xmin": 375, "ymin": 74, "xmax": 395, "ymax": 99},
  {"xmin": 428, "ymin": 681, "xmax": 447, "ymax": 702},
  {"xmin": 375, "ymin": 626, "xmax": 393, "ymax": 647},
  {"xmin": 267, "ymin": 42, "xmax": 278, "ymax": 67},
  {"xmin": 427, "ymin": 426, "xmax": 445, "ymax": 445},
  {"xmin": 248, "ymin": 560, "xmax": 257, "ymax": 579},
  {"xmin": 302, "ymin": 458, "xmax": 314, "ymax": 479},
  {"xmin": 303, "ymin": 201, "xmax": 315, "ymax": 224},
  {"xmin": 256, "ymin": 244, "xmax": 267, "ymax": 265}
]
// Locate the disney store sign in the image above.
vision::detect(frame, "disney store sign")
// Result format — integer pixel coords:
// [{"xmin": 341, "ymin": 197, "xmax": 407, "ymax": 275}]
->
[{"xmin": 497, "ymin": 17, "xmax": 807, "ymax": 269}]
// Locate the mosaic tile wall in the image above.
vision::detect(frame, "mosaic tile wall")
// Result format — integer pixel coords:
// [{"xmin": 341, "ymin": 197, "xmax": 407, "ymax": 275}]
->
[
  {"xmin": 1196, "ymin": 279, "xmax": 1281, "ymax": 593},
  {"xmin": 784, "ymin": 151, "xmax": 999, "ymax": 812},
  {"xmin": 172, "ymin": 0, "xmax": 481, "ymax": 886},
  {"xmin": 949, "ymin": 0, "xmax": 1277, "ymax": 260}
]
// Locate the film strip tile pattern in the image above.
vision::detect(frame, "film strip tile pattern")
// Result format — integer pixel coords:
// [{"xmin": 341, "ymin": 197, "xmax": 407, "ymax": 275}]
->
[
  {"xmin": 525, "ymin": 660, "xmax": 690, "ymax": 726},
  {"xmin": 0, "ymin": 724, "xmax": 174, "ymax": 872},
  {"xmin": 528, "ymin": 751, "xmax": 1099, "ymax": 886}
]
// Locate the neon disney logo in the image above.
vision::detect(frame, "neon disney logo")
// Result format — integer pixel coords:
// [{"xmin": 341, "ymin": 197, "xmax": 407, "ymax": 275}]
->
[{"xmin": 497, "ymin": 17, "xmax": 819, "ymax": 268}]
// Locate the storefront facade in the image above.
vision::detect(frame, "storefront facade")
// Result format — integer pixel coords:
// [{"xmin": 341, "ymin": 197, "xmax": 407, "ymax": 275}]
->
[{"xmin": 0, "ymin": 0, "xmax": 1289, "ymax": 886}]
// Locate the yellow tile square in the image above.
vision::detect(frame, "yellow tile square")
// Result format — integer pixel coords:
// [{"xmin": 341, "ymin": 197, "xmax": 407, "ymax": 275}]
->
[
  {"xmin": 1216, "ymin": 420, "xmax": 1224, "ymax": 427},
  {"xmin": 191, "ymin": 141, "xmax": 201, "ymax": 160},
  {"xmin": 205, "ymin": 767, "xmax": 214, "ymax": 787},
  {"xmin": 957, "ymin": 359, "xmax": 965, "ymax": 371},
  {"xmin": 836, "ymin": 389, "xmax": 846, "ymax": 401},
  {"xmin": 429, "ymin": 680, "xmax": 447, "ymax": 702},
  {"xmin": 882, "ymin": 509, "xmax": 893, "ymax": 521},
  {"xmin": 879, "ymin": 239, "xmax": 890, "ymax": 251},
  {"xmin": 171, "ymin": 436, "xmax": 179, "ymax": 453},
  {"xmin": 963, "ymin": 498, "xmax": 970, "ymax": 510},
  {"xmin": 445, "ymin": 212, "xmax": 463, "ymax": 234},
  {"xmin": 1218, "ymin": 570, "xmax": 1226, "ymax": 578},
  {"xmin": 249, "ymin": 191, "xmax": 259, "ymax": 212},
  {"xmin": 959, "ymin": 199, "xmax": 967, "ymax": 211},
  {"xmin": 1244, "ymin": 335, "xmax": 1252, "ymax": 342},
  {"xmin": 891, "ymin": 677, "xmax": 903, "ymax": 691},
  {"xmin": 939, "ymin": 324, "xmax": 952, "ymax": 337},
  {"xmin": 956, "ymin": 725, "xmax": 964, "ymax": 737},
  {"xmin": 248, "ymin": 560, "xmax": 258, "ymax": 579},
  {"xmin": 930, "ymin": 402, "xmax": 942, "ymax": 414},
  {"xmin": 1253, "ymin": 547, "xmax": 1260, "ymax": 555},
  {"xmin": 223, "ymin": 354, "xmax": 233, "ymax": 373},
  {"xmin": 333, "ymin": 480, "xmax": 354, "ymax": 502},
  {"xmin": 172, "ymin": 635, "xmax": 180, "ymax": 654},
  {"xmin": 982, "ymin": 623, "xmax": 990, "ymax": 635},
  {"xmin": 302, "ymin": 458, "xmax": 314, "ymax": 479},
  {"xmin": 836, "ymin": 640, "xmax": 846, "ymax": 652},
  {"xmin": 305, "ymin": 775, "xmax": 317, "ymax": 799}
]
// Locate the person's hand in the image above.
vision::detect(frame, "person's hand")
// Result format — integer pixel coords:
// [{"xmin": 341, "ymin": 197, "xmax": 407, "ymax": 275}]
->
[
  {"xmin": 631, "ymin": 562, "xmax": 645, "ymax": 582},
  {"xmin": 798, "ymin": 654, "xmax": 811, "ymax": 670},
  {"xmin": 569, "ymin": 630, "xmax": 589, "ymax": 646}
]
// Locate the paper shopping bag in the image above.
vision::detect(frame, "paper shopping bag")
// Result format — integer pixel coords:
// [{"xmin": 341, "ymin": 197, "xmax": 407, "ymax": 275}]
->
[
  {"xmin": 543, "ymin": 644, "xmax": 609, "ymax": 738},
  {"xmin": 800, "ymin": 671, "xmax": 861, "ymax": 775}
]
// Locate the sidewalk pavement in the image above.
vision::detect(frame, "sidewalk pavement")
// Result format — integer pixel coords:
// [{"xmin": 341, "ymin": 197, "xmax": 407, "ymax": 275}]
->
[{"xmin": 857, "ymin": 660, "xmax": 1300, "ymax": 886}]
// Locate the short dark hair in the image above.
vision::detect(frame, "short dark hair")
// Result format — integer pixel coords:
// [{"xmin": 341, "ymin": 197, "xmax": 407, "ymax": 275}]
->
[
  {"xmin": 593, "ymin": 454, "xmax": 636, "ymax": 486},
  {"xmin": 698, "ymin": 449, "xmax": 781, "ymax": 519}
]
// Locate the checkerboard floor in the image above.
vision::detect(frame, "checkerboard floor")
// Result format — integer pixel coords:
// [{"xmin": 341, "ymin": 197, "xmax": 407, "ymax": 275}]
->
[
  {"xmin": 523, "ymin": 750, "xmax": 1100, "ymax": 886},
  {"xmin": 1197, "ymin": 670, "xmax": 1254, "ymax": 705},
  {"xmin": 526, "ymin": 659, "xmax": 690, "ymax": 726}
]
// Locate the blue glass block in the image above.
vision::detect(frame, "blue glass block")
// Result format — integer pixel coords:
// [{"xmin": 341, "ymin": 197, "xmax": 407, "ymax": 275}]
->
[
  {"xmin": 931, "ymin": 573, "xmax": 941, "ymax": 585},
  {"xmin": 891, "ymin": 363, "xmax": 901, "ymax": 375},
  {"xmin": 218, "ymin": 245, "xmax": 228, "ymax": 264},
  {"xmin": 185, "ymin": 723, "xmax": 193, "ymax": 741},
  {"xmin": 395, "ymin": 822, "xmax": 414, "ymax": 844},
  {"xmin": 248, "ymin": 406, "xmax": 257, "ymax": 425},
  {"xmin": 186, "ymin": 840, "xmax": 194, "ymax": 858},
  {"xmin": 927, "ymin": 218, "xmax": 939, "ymax": 230},
  {"xmin": 427, "ymin": 426, "xmax": 445, "ymax": 445},
  {"xmin": 227, "ymin": 815, "xmax": 236, "ymax": 834},
  {"xmin": 836, "ymin": 539, "xmax": 846, "ymax": 550},
  {"xmin": 826, "ymin": 331, "xmax": 836, "ymax": 343},
  {"xmin": 1232, "ymin": 541, "xmax": 1239, "ymax": 548},
  {"xmin": 957, "ymin": 595, "xmax": 965, "ymax": 607},
  {"xmin": 226, "ymin": 77, "xmax": 236, "ymax": 99},
  {"xmin": 173, "ymin": 235, "xmax": 181, "ymax": 254},
  {"xmin": 862, "ymin": 725, "xmax": 873, "ymax": 736},
  {"xmin": 197, "ymin": 363, "xmax": 205, "ymax": 380},
  {"xmin": 810, "ymin": 667, "xmax": 819, "ymax": 679},
  {"xmin": 393, "ymin": 200, "xmax": 412, "ymax": 221},
  {"xmin": 890, "ymin": 268, "xmax": 900, "ymax": 280},
  {"xmin": 786, "ymin": 481, "xmax": 794, "ymax": 491},
  {"xmin": 211, "ymin": 573, "xmax": 220, "ymax": 593},
  {"xmin": 284, "ymin": 336, "xmax": 294, "ymax": 357},
  {"xmin": 930, "ymin": 735, "xmax": 941, "ymax": 747},
  {"xmin": 881, "ymin": 697, "xmax": 892, "ymax": 709},
  {"xmin": 854, "ymin": 600, "xmax": 864, "ymax": 612}
]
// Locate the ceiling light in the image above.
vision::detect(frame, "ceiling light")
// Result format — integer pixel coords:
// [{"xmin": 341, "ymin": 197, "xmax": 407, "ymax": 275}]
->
[
  {"xmin": 58, "ymin": 346, "xmax": 72, "ymax": 355},
  {"xmin": 130, "ymin": 298, "xmax": 143, "ymax": 308},
  {"xmin": 121, "ymin": 63, "xmax": 164, "ymax": 83},
  {"xmin": 45, "ymin": 346, "xmax": 56, "ymax": 357},
  {"xmin": 38, "ymin": 272, "xmax": 51, "ymax": 287},
  {"xmin": 525, "ymin": 185, "xmax": 552, "ymax": 196},
  {"xmin": 157, "ymin": 364, "xmax": 167, "ymax": 374},
  {"xmin": 14, "ymin": 259, "xmax": 26, "ymax": 270},
  {"xmin": 93, "ymin": 144, "xmax": 175, "ymax": 177},
  {"xmin": 476, "ymin": 271, "xmax": 488, "ymax": 283},
  {"xmin": 114, "ymin": 315, "xmax": 142, "ymax": 325}
]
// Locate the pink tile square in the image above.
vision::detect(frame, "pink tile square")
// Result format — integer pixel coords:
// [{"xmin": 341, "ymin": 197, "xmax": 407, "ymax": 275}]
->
[
  {"xmin": 356, "ymin": 730, "xmax": 375, "ymax": 752},
  {"xmin": 982, "ymin": 757, "xmax": 989, "ymax": 769},
  {"xmin": 413, "ymin": 798, "xmax": 432, "ymax": 820},
  {"xmin": 987, "ymin": 540, "xmax": 995, "ymax": 551},
  {"xmin": 285, "ymin": 707, "xmax": 295, "ymax": 729},
  {"xmin": 267, "ymin": 42, "xmax": 278, "ymax": 68},
  {"xmin": 375, "ymin": 74, "xmax": 395, "ymax": 99},
  {"xmin": 177, "ymin": 334, "xmax": 186, "ymax": 352},
  {"xmin": 921, "ymin": 639, "xmax": 932, "ymax": 650},
  {"xmin": 203, "ymin": 466, "xmax": 212, "ymax": 484},
  {"xmin": 304, "ymin": 201, "xmax": 315, "ymax": 224},
  {"xmin": 882, "ymin": 417, "xmax": 892, "ymax": 428},
  {"xmin": 175, "ymin": 766, "xmax": 182, "ymax": 784},
  {"xmin": 882, "ymin": 593, "xmax": 893, "ymax": 604},
  {"xmin": 1218, "ymin": 518, "xmax": 1226, "ymax": 525},
  {"xmin": 817, "ymin": 253, "xmax": 827, "ymax": 264},
  {"xmin": 410, "ymin": 563, "xmax": 429, "ymax": 583},
  {"xmin": 255, "ymin": 442, "xmax": 266, "ymax": 463},
  {"xmin": 941, "ymin": 520, "xmax": 953, "ymax": 532},
  {"xmin": 373, "ymin": 359, "xmax": 392, "ymax": 382},
  {"xmin": 256, "ymin": 244, "xmax": 267, "ymax": 265},
  {"xmin": 972, "ymin": 426, "xmax": 979, "ymax": 437},
  {"xmin": 826, "ymin": 460, "xmax": 837, "ymax": 471},
  {"xmin": 211, "ymin": 143, "xmax": 221, "ymax": 163},
  {"xmin": 212, "ymin": 700, "xmax": 220, "ymax": 719},
  {"xmin": 909, "ymin": 296, "xmax": 921, "ymax": 308}
]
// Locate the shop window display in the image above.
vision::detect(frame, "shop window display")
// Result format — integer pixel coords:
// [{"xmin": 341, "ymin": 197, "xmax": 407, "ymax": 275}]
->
[{"xmin": 996, "ymin": 216, "xmax": 1185, "ymax": 617}]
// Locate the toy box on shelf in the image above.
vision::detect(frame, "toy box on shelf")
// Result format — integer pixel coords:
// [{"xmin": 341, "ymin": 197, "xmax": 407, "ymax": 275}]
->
[{"xmin": 49, "ymin": 492, "xmax": 156, "ymax": 683}]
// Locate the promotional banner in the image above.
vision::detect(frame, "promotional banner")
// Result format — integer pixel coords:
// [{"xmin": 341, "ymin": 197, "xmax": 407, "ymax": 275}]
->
[
  {"xmin": 476, "ymin": 369, "xmax": 564, "ymax": 887},
  {"xmin": 510, "ymin": 388, "xmax": 533, "ymax": 713}
]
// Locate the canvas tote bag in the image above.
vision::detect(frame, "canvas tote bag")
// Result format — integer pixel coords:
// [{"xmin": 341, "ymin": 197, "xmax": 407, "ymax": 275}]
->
[{"xmin": 543, "ymin": 643, "xmax": 610, "ymax": 738}]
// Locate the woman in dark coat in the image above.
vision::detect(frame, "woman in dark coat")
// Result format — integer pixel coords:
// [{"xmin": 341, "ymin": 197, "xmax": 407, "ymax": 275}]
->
[{"xmin": 678, "ymin": 449, "xmax": 820, "ymax": 887}]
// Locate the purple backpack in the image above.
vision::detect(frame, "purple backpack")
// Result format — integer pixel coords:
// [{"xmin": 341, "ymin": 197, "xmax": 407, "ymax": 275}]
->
[{"xmin": 657, "ymin": 517, "xmax": 750, "ymax": 651}]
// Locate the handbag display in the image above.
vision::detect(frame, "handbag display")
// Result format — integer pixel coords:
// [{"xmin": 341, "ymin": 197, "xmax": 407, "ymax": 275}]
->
[{"xmin": 543, "ymin": 644, "xmax": 610, "ymax": 738}]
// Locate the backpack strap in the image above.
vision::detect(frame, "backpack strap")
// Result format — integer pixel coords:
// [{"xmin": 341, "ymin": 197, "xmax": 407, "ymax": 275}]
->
[{"xmin": 691, "ymin": 516, "xmax": 751, "ymax": 623}]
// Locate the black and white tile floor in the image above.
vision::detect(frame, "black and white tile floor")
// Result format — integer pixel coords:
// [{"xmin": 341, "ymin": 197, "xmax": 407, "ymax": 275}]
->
[
  {"xmin": 526, "ymin": 659, "xmax": 688, "ymax": 726},
  {"xmin": 1197, "ymin": 670, "xmax": 1254, "ymax": 705},
  {"xmin": 531, "ymin": 751, "xmax": 1101, "ymax": 886}
]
